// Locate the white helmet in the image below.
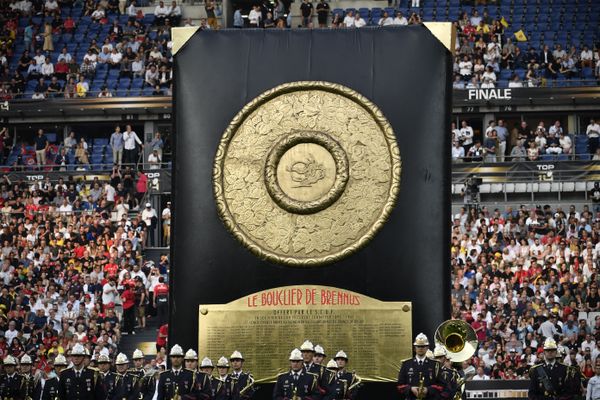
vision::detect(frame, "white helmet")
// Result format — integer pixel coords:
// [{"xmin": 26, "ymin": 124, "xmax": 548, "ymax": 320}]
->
[
  {"xmin": 169, "ymin": 345, "xmax": 185, "ymax": 357},
  {"xmin": 229, "ymin": 351, "xmax": 244, "ymax": 361},
  {"xmin": 326, "ymin": 359, "xmax": 338, "ymax": 369},
  {"xmin": 3, "ymin": 355, "xmax": 17, "ymax": 366},
  {"xmin": 200, "ymin": 357, "xmax": 213, "ymax": 368},
  {"xmin": 184, "ymin": 349, "xmax": 198, "ymax": 361},
  {"xmin": 216, "ymin": 356, "xmax": 230, "ymax": 368},
  {"xmin": 433, "ymin": 345, "xmax": 447, "ymax": 358},
  {"xmin": 314, "ymin": 345, "xmax": 326, "ymax": 356},
  {"xmin": 334, "ymin": 350, "xmax": 348, "ymax": 360},
  {"xmin": 289, "ymin": 349, "xmax": 303, "ymax": 361},
  {"xmin": 54, "ymin": 354, "xmax": 68, "ymax": 366},
  {"xmin": 71, "ymin": 344, "xmax": 86, "ymax": 356},
  {"xmin": 97, "ymin": 354, "xmax": 111, "ymax": 363},
  {"xmin": 115, "ymin": 353, "xmax": 129, "ymax": 365},
  {"xmin": 20, "ymin": 354, "xmax": 33, "ymax": 365},
  {"xmin": 543, "ymin": 338, "xmax": 558, "ymax": 350},
  {"xmin": 300, "ymin": 340, "xmax": 314, "ymax": 352},
  {"xmin": 132, "ymin": 349, "xmax": 144, "ymax": 360},
  {"xmin": 413, "ymin": 333, "xmax": 429, "ymax": 346}
]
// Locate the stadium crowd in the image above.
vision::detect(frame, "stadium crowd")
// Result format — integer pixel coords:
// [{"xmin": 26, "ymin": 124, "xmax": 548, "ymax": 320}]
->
[
  {"xmin": 0, "ymin": 167, "xmax": 170, "ymax": 368},
  {"xmin": 451, "ymin": 202, "xmax": 600, "ymax": 380},
  {"xmin": 452, "ymin": 117, "xmax": 600, "ymax": 162}
]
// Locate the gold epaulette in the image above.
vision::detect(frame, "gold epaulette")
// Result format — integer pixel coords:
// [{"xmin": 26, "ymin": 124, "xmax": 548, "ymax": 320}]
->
[{"xmin": 307, "ymin": 372, "xmax": 319, "ymax": 377}]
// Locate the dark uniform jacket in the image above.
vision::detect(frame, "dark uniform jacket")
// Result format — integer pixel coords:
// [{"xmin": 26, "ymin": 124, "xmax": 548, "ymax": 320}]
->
[
  {"xmin": 156, "ymin": 368, "xmax": 197, "ymax": 400},
  {"xmin": 0, "ymin": 373, "xmax": 24, "ymax": 400},
  {"xmin": 230, "ymin": 372, "xmax": 255, "ymax": 400},
  {"xmin": 397, "ymin": 357, "xmax": 445, "ymax": 400},
  {"xmin": 273, "ymin": 370, "xmax": 319, "ymax": 400},
  {"xmin": 322, "ymin": 372, "xmax": 346, "ymax": 400},
  {"xmin": 112, "ymin": 372, "xmax": 139, "ymax": 400},
  {"xmin": 21, "ymin": 373, "xmax": 36, "ymax": 399},
  {"xmin": 32, "ymin": 375, "xmax": 60, "ymax": 400},
  {"xmin": 336, "ymin": 371, "xmax": 358, "ymax": 400},
  {"xmin": 304, "ymin": 364, "xmax": 326, "ymax": 399},
  {"xmin": 127, "ymin": 369, "xmax": 155, "ymax": 400},
  {"xmin": 58, "ymin": 367, "xmax": 106, "ymax": 400},
  {"xmin": 529, "ymin": 362, "xmax": 574, "ymax": 400},
  {"xmin": 439, "ymin": 366, "xmax": 459, "ymax": 400},
  {"xmin": 100, "ymin": 371, "xmax": 118, "ymax": 400},
  {"xmin": 211, "ymin": 376, "xmax": 232, "ymax": 400}
]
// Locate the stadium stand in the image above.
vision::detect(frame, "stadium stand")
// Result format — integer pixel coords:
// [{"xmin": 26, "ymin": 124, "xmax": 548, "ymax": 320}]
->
[{"xmin": 0, "ymin": 0, "xmax": 598, "ymax": 99}]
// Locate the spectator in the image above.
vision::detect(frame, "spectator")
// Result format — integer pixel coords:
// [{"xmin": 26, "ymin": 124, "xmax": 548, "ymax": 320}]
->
[
  {"xmin": 34, "ymin": 77, "xmax": 49, "ymax": 96},
  {"xmin": 300, "ymin": 0, "xmax": 313, "ymax": 27},
  {"xmin": 248, "ymin": 5, "xmax": 261, "ymax": 27},
  {"xmin": 581, "ymin": 45, "xmax": 594, "ymax": 68},
  {"xmin": 459, "ymin": 55, "xmax": 473, "ymax": 81},
  {"xmin": 204, "ymin": 0, "xmax": 216, "ymax": 29},
  {"xmin": 343, "ymin": 10, "xmax": 354, "ymax": 28},
  {"xmin": 527, "ymin": 140, "xmax": 539, "ymax": 160},
  {"xmin": 467, "ymin": 141, "xmax": 484, "ymax": 162},
  {"xmin": 481, "ymin": 65, "xmax": 496, "ymax": 88},
  {"xmin": 141, "ymin": 202, "xmax": 157, "ymax": 246},
  {"xmin": 34, "ymin": 128, "xmax": 48, "ymax": 167},
  {"xmin": 459, "ymin": 120, "xmax": 474, "ymax": 155},
  {"xmin": 154, "ymin": 1, "xmax": 168, "ymax": 26},
  {"xmin": 75, "ymin": 140, "xmax": 89, "ymax": 166},
  {"xmin": 148, "ymin": 149, "xmax": 161, "ymax": 169},
  {"xmin": 123, "ymin": 125, "xmax": 141, "ymax": 165},
  {"xmin": 510, "ymin": 139, "xmax": 527, "ymax": 161},
  {"xmin": 353, "ymin": 12, "xmax": 366, "ymax": 28},
  {"xmin": 161, "ymin": 202, "xmax": 171, "ymax": 246},
  {"xmin": 587, "ymin": 119, "xmax": 600, "ymax": 155},
  {"xmin": 559, "ymin": 132, "xmax": 572, "ymax": 155},
  {"xmin": 316, "ymin": 0, "xmax": 329, "ymax": 27},
  {"xmin": 392, "ymin": 11, "xmax": 407, "ymax": 25},
  {"xmin": 47, "ymin": 76, "xmax": 62, "ymax": 97},
  {"xmin": 144, "ymin": 65, "xmax": 158, "ymax": 87},
  {"xmin": 233, "ymin": 7, "xmax": 243, "ymax": 28},
  {"xmin": 76, "ymin": 74, "xmax": 89, "ymax": 97}
]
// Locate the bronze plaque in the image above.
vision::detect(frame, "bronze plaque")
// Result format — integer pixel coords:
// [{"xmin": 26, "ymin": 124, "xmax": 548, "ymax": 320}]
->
[
  {"xmin": 213, "ymin": 82, "xmax": 401, "ymax": 267},
  {"xmin": 198, "ymin": 285, "xmax": 412, "ymax": 383}
]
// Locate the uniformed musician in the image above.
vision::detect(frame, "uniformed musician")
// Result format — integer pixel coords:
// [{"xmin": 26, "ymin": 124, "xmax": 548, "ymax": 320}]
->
[
  {"xmin": 323, "ymin": 359, "xmax": 345, "ymax": 400},
  {"xmin": 83, "ymin": 349, "xmax": 92, "ymax": 368},
  {"xmin": 313, "ymin": 347, "xmax": 326, "ymax": 367},
  {"xmin": 0, "ymin": 355, "xmax": 24, "ymax": 400},
  {"xmin": 113, "ymin": 353, "xmax": 139, "ymax": 400},
  {"xmin": 32, "ymin": 356, "xmax": 61, "ymax": 400},
  {"xmin": 529, "ymin": 338, "xmax": 574, "ymax": 400},
  {"xmin": 19, "ymin": 354, "xmax": 36, "ymax": 400},
  {"xmin": 560, "ymin": 346, "xmax": 583, "ymax": 399},
  {"xmin": 55, "ymin": 354, "xmax": 69, "ymax": 374},
  {"xmin": 396, "ymin": 333, "xmax": 445, "ymax": 400},
  {"xmin": 156, "ymin": 345, "xmax": 210, "ymax": 400},
  {"xmin": 300, "ymin": 341, "xmax": 326, "ymax": 399},
  {"xmin": 97, "ymin": 354, "xmax": 117, "ymax": 400},
  {"xmin": 229, "ymin": 351, "xmax": 255, "ymax": 400},
  {"xmin": 213, "ymin": 357, "xmax": 232, "ymax": 400},
  {"xmin": 198, "ymin": 358, "xmax": 215, "ymax": 398},
  {"xmin": 586, "ymin": 361, "xmax": 600, "ymax": 400},
  {"xmin": 184, "ymin": 351, "xmax": 199, "ymax": 372},
  {"xmin": 432, "ymin": 346, "xmax": 458, "ymax": 400},
  {"xmin": 58, "ymin": 344, "xmax": 106, "ymax": 400},
  {"xmin": 273, "ymin": 349, "xmax": 320, "ymax": 400},
  {"xmin": 130, "ymin": 350, "xmax": 155, "ymax": 400},
  {"xmin": 129, "ymin": 350, "xmax": 145, "ymax": 378},
  {"xmin": 333, "ymin": 351, "xmax": 360, "ymax": 400}
]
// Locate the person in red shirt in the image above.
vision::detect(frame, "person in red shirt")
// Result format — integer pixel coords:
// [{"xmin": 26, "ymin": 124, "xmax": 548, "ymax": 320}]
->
[
  {"xmin": 471, "ymin": 313, "xmax": 487, "ymax": 342},
  {"xmin": 156, "ymin": 323, "xmax": 168, "ymax": 352},
  {"xmin": 153, "ymin": 276, "xmax": 168, "ymax": 327},
  {"xmin": 104, "ymin": 258, "xmax": 118, "ymax": 277},
  {"xmin": 54, "ymin": 59, "xmax": 69, "ymax": 81},
  {"xmin": 121, "ymin": 284, "xmax": 136, "ymax": 335},
  {"xmin": 64, "ymin": 16, "xmax": 76, "ymax": 33}
]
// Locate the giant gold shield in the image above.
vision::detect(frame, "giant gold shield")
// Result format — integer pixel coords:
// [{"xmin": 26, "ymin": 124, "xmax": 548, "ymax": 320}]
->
[{"xmin": 213, "ymin": 81, "xmax": 401, "ymax": 267}]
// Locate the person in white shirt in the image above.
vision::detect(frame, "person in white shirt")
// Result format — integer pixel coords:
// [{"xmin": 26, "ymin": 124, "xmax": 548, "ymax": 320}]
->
[
  {"xmin": 587, "ymin": 119, "xmax": 600, "ymax": 156},
  {"xmin": 581, "ymin": 45, "xmax": 594, "ymax": 68},
  {"xmin": 378, "ymin": 11, "xmax": 393, "ymax": 26},
  {"xmin": 145, "ymin": 65, "xmax": 158, "ymax": 86},
  {"xmin": 353, "ymin": 13, "xmax": 366, "ymax": 28},
  {"xmin": 452, "ymin": 141, "xmax": 465, "ymax": 162},
  {"xmin": 41, "ymin": 57, "xmax": 54, "ymax": 77},
  {"xmin": 481, "ymin": 66, "xmax": 496, "ymax": 88},
  {"xmin": 141, "ymin": 203, "xmax": 158, "ymax": 246},
  {"xmin": 91, "ymin": 5, "xmax": 105, "ymax": 21},
  {"xmin": 248, "ymin": 5, "xmax": 261, "ymax": 27},
  {"xmin": 343, "ymin": 10, "xmax": 355, "ymax": 28},
  {"xmin": 168, "ymin": 1, "xmax": 181, "ymax": 26},
  {"xmin": 131, "ymin": 56, "xmax": 144, "ymax": 77},
  {"xmin": 127, "ymin": 0, "xmax": 137, "ymax": 18},
  {"xmin": 459, "ymin": 120, "xmax": 474, "ymax": 153},
  {"xmin": 587, "ymin": 362, "xmax": 600, "ymax": 400},
  {"xmin": 83, "ymin": 50, "xmax": 98, "ymax": 66},
  {"xmin": 58, "ymin": 199, "xmax": 73, "ymax": 215},
  {"xmin": 103, "ymin": 181, "xmax": 116, "ymax": 203},
  {"xmin": 471, "ymin": 366, "xmax": 490, "ymax": 381},
  {"xmin": 148, "ymin": 149, "xmax": 161, "ymax": 170},
  {"xmin": 123, "ymin": 125, "xmax": 142, "ymax": 165},
  {"xmin": 102, "ymin": 279, "xmax": 118, "ymax": 305},
  {"xmin": 108, "ymin": 48, "xmax": 122, "ymax": 68},
  {"xmin": 392, "ymin": 11, "xmax": 407, "ymax": 25},
  {"xmin": 154, "ymin": 0, "xmax": 169, "ymax": 25},
  {"xmin": 459, "ymin": 55, "xmax": 473, "ymax": 80}
]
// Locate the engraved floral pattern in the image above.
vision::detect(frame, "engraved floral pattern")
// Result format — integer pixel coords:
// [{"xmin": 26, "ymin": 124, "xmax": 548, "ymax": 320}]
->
[{"xmin": 214, "ymin": 82, "xmax": 401, "ymax": 267}]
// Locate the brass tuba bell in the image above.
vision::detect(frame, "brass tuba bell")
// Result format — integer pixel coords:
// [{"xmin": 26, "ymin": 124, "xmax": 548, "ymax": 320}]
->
[{"xmin": 434, "ymin": 320, "xmax": 478, "ymax": 363}]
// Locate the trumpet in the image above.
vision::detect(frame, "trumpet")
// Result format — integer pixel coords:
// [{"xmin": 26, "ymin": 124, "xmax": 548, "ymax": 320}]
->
[{"xmin": 238, "ymin": 375, "xmax": 254, "ymax": 396}]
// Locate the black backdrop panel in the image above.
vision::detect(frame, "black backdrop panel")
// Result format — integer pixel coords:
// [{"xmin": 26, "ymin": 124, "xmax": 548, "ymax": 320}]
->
[{"xmin": 173, "ymin": 26, "xmax": 452, "ymax": 397}]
